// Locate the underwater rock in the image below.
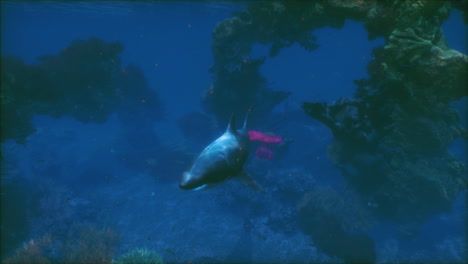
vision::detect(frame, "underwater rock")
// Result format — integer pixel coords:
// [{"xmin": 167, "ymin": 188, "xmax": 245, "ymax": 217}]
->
[
  {"xmin": 1, "ymin": 56, "xmax": 40, "ymax": 143},
  {"xmin": 450, "ymin": 0, "xmax": 468, "ymax": 24},
  {"xmin": 205, "ymin": 0, "xmax": 459, "ymax": 125},
  {"xmin": 303, "ymin": 96, "xmax": 467, "ymax": 223},
  {"xmin": 297, "ymin": 187, "xmax": 376, "ymax": 264},
  {"xmin": 385, "ymin": 27, "xmax": 467, "ymax": 102},
  {"xmin": 37, "ymin": 37, "xmax": 125, "ymax": 123},
  {"xmin": 113, "ymin": 248, "xmax": 163, "ymax": 264},
  {"xmin": 207, "ymin": 0, "xmax": 467, "ymax": 234},
  {"xmin": 115, "ymin": 64, "xmax": 164, "ymax": 123},
  {"xmin": 0, "ymin": 176, "xmax": 32, "ymax": 257},
  {"xmin": 1, "ymin": 38, "xmax": 163, "ymax": 143},
  {"xmin": 300, "ymin": 0, "xmax": 467, "ymax": 226}
]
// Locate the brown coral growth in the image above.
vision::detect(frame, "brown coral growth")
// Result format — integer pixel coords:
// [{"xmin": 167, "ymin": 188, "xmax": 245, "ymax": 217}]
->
[
  {"xmin": 4, "ymin": 235, "xmax": 53, "ymax": 264},
  {"xmin": 62, "ymin": 224, "xmax": 121, "ymax": 264}
]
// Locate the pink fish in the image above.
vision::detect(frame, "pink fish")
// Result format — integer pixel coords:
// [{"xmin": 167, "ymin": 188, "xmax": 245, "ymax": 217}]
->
[
  {"xmin": 248, "ymin": 130, "xmax": 283, "ymax": 160},
  {"xmin": 255, "ymin": 145, "xmax": 275, "ymax": 160},
  {"xmin": 248, "ymin": 130, "xmax": 266, "ymax": 141},
  {"xmin": 248, "ymin": 130, "xmax": 283, "ymax": 144},
  {"xmin": 262, "ymin": 135, "xmax": 282, "ymax": 144}
]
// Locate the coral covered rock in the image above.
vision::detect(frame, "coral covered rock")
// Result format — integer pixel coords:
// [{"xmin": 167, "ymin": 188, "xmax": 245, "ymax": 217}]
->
[
  {"xmin": 301, "ymin": 0, "xmax": 467, "ymax": 226},
  {"xmin": 113, "ymin": 248, "xmax": 164, "ymax": 264},
  {"xmin": 208, "ymin": 0, "xmax": 467, "ymax": 249},
  {"xmin": 0, "ymin": 38, "xmax": 163, "ymax": 143},
  {"xmin": 297, "ymin": 186, "xmax": 376, "ymax": 263}
]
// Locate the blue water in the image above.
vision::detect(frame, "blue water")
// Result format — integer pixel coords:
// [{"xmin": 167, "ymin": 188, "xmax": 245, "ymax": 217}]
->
[{"xmin": 1, "ymin": 2, "xmax": 466, "ymax": 264}]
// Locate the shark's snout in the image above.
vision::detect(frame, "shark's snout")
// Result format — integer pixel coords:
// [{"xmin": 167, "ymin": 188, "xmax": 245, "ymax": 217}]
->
[{"xmin": 179, "ymin": 172, "xmax": 195, "ymax": 190}]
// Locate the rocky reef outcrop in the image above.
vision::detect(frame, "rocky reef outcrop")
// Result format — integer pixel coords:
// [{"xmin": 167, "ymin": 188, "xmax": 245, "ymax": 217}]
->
[
  {"xmin": 1, "ymin": 38, "xmax": 163, "ymax": 144},
  {"xmin": 302, "ymin": 0, "xmax": 467, "ymax": 226},
  {"xmin": 208, "ymin": 0, "xmax": 467, "ymax": 261}
]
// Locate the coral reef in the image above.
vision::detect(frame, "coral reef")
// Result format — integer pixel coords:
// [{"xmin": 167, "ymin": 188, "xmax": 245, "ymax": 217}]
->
[
  {"xmin": 3, "ymin": 234, "xmax": 53, "ymax": 264},
  {"xmin": 302, "ymin": 1, "xmax": 467, "ymax": 225},
  {"xmin": 3, "ymin": 224, "xmax": 120, "ymax": 264},
  {"xmin": 297, "ymin": 186, "xmax": 376, "ymax": 264},
  {"xmin": 203, "ymin": 0, "xmax": 399, "ymax": 125},
  {"xmin": 0, "ymin": 37, "xmax": 163, "ymax": 143},
  {"xmin": 450, "ymin": 0, "xmax": 468, "ymax": 23},
  {"xmin": 115, "ymin": 63, "xmax": 163, "ymax": 124},
  {"xmin": 0, "ymin": 175, "xmax": 32, "ymax": 257},
  {"xmin": 113, "ymin": 248, "xmax": 164, "ymax": 264},
  {"xmin": 298, "ymin": 186, "xmax": 376, "ymax": 235},
  {"xmin": 63, "ymin": 224, "xmax": 121, "ymax": 264},
  {"xmin": 36, "ymin": 38, "xmax": 124, "ymax": 123},
  {"xmin": 1, "ymin": 56, "xmax": 43, "ymax": 143},
  {"xmin": 209, "ymin": 0, "xmax": 466, "ymax": 259}
]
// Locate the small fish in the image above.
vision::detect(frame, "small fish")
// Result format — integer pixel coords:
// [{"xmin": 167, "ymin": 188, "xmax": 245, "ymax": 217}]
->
[
  {"xmin": 63, "ymin": 197, "xmax": 72, "ymax": 203},
  {"xmin": 308, "ymin": 243, "xmax": 316, "ymax": 247},
  {"xmin": 37, "ymin": 160, "xmax": 45, "ymax": 162},
  {"xmin": 171, "ymin": 225, "xmax": 176, "ymax": 232}
]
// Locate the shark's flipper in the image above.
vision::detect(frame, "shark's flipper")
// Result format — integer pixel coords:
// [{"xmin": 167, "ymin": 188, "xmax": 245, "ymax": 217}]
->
[{"xmin": 237, "ymin": 171, "xmax": 266, "ymax": 194}]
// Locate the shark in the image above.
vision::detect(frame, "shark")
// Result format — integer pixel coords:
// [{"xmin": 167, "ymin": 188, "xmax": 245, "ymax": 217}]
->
[{"xmin": 179, "ymin": 112, "xmax": 265, "ymax": 193}]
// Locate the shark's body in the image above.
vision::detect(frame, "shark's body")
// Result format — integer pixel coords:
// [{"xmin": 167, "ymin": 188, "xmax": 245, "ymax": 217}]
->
[{"xmin": 180, "ymin": 114, "xmax": 263, "ymax": 192}]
